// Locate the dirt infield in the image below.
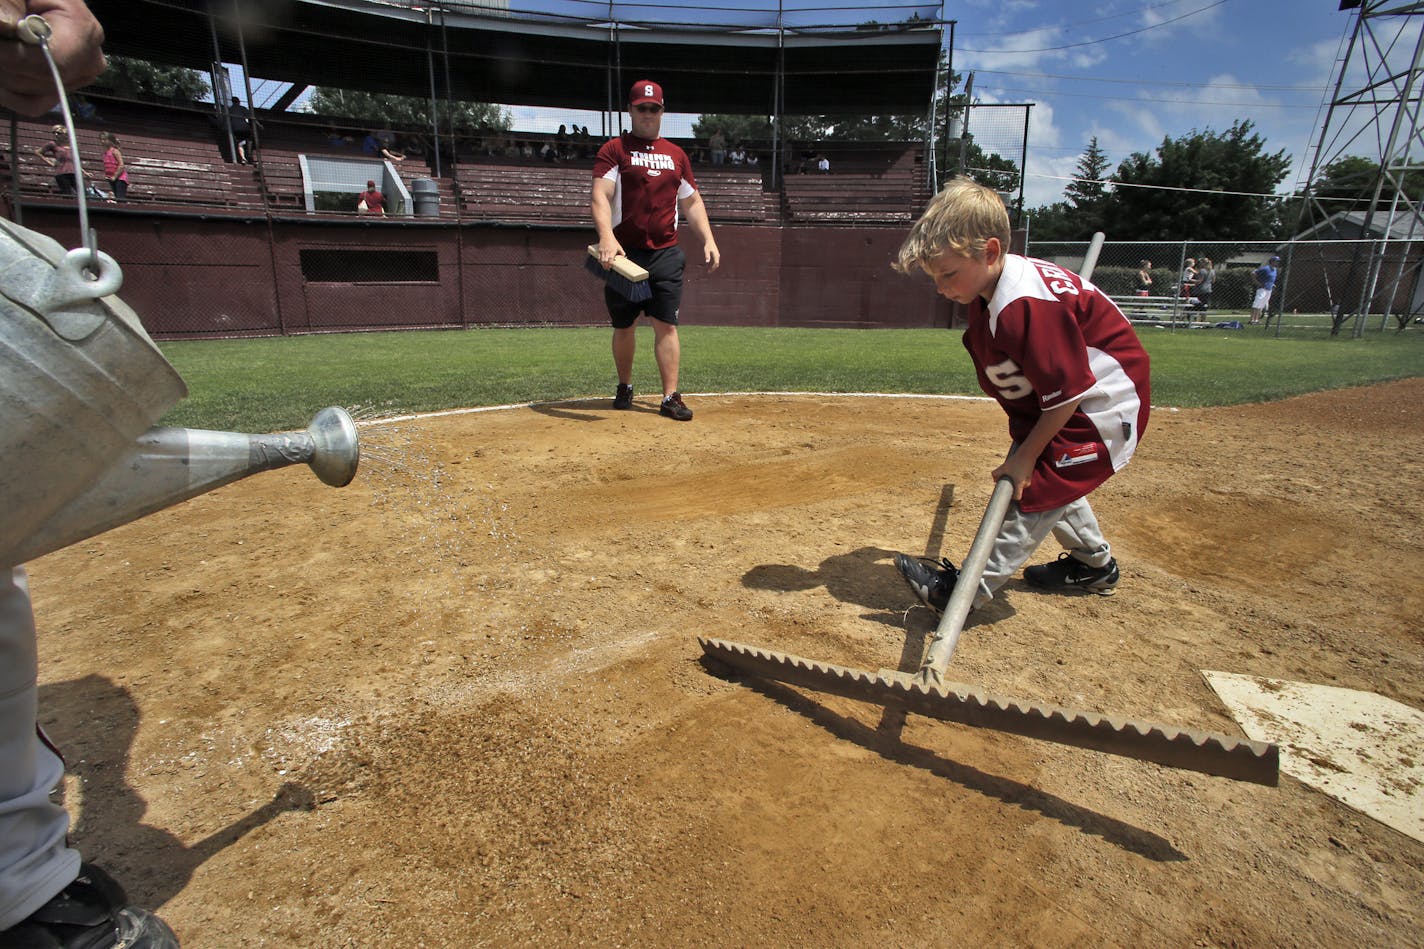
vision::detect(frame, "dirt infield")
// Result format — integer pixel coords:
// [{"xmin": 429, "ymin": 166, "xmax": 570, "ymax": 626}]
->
[{"xmin": 29, "ymin": 379, "xmax": 1424, "ymax": 947}]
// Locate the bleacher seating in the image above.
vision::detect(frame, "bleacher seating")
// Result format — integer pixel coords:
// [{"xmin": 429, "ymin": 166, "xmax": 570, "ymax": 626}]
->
[
  {"xmin": 0, "ymin": 97, "xmax": 930, "ymax": 227},
  {"xmin": 780, "ymin": 145, "xmax": 930, "ymax": 225},
  {"xmin": 3, "ymin": 109, "xmax": 235, "ymax": 209}
]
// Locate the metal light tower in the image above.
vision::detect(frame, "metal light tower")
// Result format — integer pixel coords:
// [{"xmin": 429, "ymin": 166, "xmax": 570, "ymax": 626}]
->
[{"xmin": 1295, "ymin": 0, "xmax": 1424, "ymax": 336}]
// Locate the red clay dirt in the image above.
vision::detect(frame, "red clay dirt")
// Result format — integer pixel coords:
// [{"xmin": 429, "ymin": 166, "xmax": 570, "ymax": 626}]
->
[{"xmin": 29, "ymin": 379, "xmax": 1424, "ymax": 947}]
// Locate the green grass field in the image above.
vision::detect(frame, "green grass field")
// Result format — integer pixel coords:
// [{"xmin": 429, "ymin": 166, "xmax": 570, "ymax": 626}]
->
[{"xmin": 155, "ymin": 325, "xmax": 1424, "ymax": 432}]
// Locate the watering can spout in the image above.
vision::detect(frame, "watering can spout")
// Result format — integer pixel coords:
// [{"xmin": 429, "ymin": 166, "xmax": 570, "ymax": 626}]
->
[{"xmin": 8, "ymin": 407, "xmax": 360, "ymax": 567}]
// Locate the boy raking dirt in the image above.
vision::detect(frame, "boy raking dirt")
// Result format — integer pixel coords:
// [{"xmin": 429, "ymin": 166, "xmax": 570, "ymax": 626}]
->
[{"xmin": 892, "ymin": 177, "xmax": 1152, "ymax": 614}]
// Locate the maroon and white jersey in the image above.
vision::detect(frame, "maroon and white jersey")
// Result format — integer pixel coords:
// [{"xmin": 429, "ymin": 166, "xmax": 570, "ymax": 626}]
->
[
  {"xmin": 593, "ymin": 134, "xmax": 697, "ymax": 250},
  {"xmin": 964, "ymin": 254, "xmax": 1151, "ymax": 513}
]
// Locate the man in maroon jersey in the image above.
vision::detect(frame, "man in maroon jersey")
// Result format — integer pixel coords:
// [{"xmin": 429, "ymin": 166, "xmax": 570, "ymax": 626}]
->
[
  {"xmin": 591, "ymin": 79, "xmax": 721, "ymax": 421},
  {"xmin": 891, "ymin": 177, "xmax": 1151, "ymax": 612},
  {"xmin": 357, "ymin": 179, "xmax": 385, "ymax": 216}
]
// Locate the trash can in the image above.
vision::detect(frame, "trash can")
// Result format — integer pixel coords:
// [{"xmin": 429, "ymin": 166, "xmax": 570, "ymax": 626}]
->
[{"xmin": 411, "ymin": 178, "xmax": 440, "ymax": 218}]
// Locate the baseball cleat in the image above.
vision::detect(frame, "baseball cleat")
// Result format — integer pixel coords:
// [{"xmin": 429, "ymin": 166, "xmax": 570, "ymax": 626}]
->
[
  {"xmin": 1023, "ymin": 553, "xmax": 1119, "ymax": 596},
  {"xmin": 613, "ymin": 383, "xmax": 634, "ymax": 410},
  {"xmin": 894, "ymin": 553, "xmax": 958, "ymax": 616},
  {"xmin": 4, "ymin": 863, "xmax": 179, "ymax": 949}
]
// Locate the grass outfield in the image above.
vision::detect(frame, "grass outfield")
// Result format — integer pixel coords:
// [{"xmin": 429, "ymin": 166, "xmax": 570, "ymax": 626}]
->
[{"xmin": 155, "ymin": 325, "xmax": 1424, "ymax": 432}]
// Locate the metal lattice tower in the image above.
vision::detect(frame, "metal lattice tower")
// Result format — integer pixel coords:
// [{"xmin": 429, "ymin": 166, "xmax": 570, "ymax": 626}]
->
[{"xmin": 1296, "ymin": 1, "xmax": 1424, "ymax": 335}]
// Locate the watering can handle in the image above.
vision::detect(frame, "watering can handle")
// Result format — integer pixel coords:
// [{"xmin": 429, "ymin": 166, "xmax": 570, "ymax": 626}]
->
[{"xmin": 32, "ymin": 248, "xmax": 124, "ymax": 341}]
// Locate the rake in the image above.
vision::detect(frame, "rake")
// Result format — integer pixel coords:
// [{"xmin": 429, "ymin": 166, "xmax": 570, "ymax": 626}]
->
[{"xmin": 700, "ymin": 233, "xmax": 1280, "ymax": 787}]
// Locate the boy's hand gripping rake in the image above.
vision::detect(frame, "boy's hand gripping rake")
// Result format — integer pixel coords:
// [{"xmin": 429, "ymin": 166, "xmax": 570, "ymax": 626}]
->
[{"xmin": 700, "ymin": 232, "xmax": 1278, "ymax": 786}]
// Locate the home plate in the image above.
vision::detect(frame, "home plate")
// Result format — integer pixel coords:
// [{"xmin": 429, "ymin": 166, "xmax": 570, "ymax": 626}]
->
[{"xmin": 1203, "ymin": 671, "xmax": 1424, "ymax": 842}]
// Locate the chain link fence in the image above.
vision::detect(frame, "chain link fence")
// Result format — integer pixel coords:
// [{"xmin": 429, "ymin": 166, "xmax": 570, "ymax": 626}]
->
[{"xmin": 1028, "ymin": 237, "xmax": 1424, "ymax": 338}]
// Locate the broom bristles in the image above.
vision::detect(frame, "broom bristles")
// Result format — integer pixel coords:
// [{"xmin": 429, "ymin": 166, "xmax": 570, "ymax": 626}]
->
[{"xmin": 585, "ymin": 246, "xmax": 652, "ymax": 303}]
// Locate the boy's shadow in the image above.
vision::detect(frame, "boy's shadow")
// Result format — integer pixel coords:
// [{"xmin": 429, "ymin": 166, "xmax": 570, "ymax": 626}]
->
[{"xmin": 38, "ymin": 674, "xmax": 314, "ymax": 909}]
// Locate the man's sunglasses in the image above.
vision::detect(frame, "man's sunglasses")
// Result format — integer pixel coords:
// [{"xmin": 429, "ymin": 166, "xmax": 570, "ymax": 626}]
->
[{"xmin": 633, "ymin": 104, "xmax": 663, "ymax": 114}]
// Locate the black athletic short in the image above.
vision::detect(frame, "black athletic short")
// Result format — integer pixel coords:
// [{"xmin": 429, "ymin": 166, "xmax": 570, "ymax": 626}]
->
[{"xmin": 606, "ymin": 244, "xmax": 684, "ymax": 328}]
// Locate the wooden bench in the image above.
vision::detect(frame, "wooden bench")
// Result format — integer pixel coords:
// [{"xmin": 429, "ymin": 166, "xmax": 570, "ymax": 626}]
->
[{"xmin": 1112, "ymin": 295, "xmax": 1204, "ymax": 324}]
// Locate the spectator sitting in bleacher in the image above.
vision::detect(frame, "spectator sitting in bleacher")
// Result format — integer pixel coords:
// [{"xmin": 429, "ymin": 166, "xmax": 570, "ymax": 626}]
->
[
  {"xmin": 357, "ymin": 180, "xmax": 386, "ymax": 216},
  {"xmin": 729, "ymin": 142, "xmax": 746, "ymax": 165},
  {"xmin": 816, "ymin": 153, "xmax": 830, "ymax": 173},
  {"xmin": 32, "ymin": 126, "xmax": 77, "ymax": 195},
  {"xmin": 363, "ymin": 130, "xmax": 404, "ymax": 162},
  {"xmin": 72, "ymin": 95, "xmax": 100, "ymax": 121},
  {"xmin": 324, "ymin": 123, "xmax": 354, "ymax": 149}
]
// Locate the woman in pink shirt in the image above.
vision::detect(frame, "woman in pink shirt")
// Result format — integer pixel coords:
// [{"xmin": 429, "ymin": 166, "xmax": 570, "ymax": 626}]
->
[
  {"xmin": 33, "ymin": 125, "xmax": 76, "ymax": 195},
  {"xmin": 100, "ymin": 131, "xmax": 128, "ymax": 201}
]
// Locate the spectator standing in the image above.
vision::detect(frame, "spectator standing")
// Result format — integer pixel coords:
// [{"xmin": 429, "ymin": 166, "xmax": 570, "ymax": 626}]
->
[
  {"xmin": 1250, "ymin": 255, "xmax": 1280, "ymax": 324},
  {"xmin": 226, "ymin": 95, "xmax": 253, "ymax": 164},
  {"xmin": 1, "ymin": 2, "xmax": 181, "ymax": 946},
  {"xmin": 591, "ymin": 78, "xmax": 721, "ymax": 422},
  {"xmin": 1179, "ymin": 258, "xmax": 1197, "ymax": 297},
  {"xmin": 357, "ymin": 179, "xmax": 386, "ymax": 216},
  {"xmin": 32, "ymin": 125, "xmax": 76, "ymax": 194},
  {"xmin": 99, "ymin": 131, "xmax": 127, "ymax": 201},
  {"xmin": 1192, "ymin": 257, "xmax": 1215, "ymax": 310},
  {"xmin": 1135, "ymin": 259, "xmax": 1153, "ymax": 296},
  {"xmin": 709, "ymin": 127, "xmax": 727, "ymax": 166}
]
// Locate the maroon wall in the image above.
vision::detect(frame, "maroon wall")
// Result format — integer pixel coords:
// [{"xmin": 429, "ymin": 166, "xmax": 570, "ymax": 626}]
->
[{"xmin": 13, "ymin": 209, "xmax": 949, "ymax": 337}]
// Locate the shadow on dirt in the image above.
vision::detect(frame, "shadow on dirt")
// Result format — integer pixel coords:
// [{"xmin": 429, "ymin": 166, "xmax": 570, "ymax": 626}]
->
[
  {"xmin": 38, "ymin": 674, "xmax": 316, "ymax": 909},
  {"xmin": 699, "ymin": 660, "xmax": 1187, "ymax": 862}
]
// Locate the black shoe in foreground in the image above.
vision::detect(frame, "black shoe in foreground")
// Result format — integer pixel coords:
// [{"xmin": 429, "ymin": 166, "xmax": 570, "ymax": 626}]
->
[
  {"xmin": 613, "ymin": 383, "xmax": 634, "ymax": 410},
  {"xmin": 1023, "ymin": 553, "xmax": 1119, "ymax": 596},
  {"xmin": 894, "ymin": 553, "xmax": 959, "ymax": 616},
  {"xmin": 4, "ymin": 863, "xmax": 179, "ymax": 948},
  {"xmin": 660, "ymin": 392, "xmax": 693, "ymax": 421}
]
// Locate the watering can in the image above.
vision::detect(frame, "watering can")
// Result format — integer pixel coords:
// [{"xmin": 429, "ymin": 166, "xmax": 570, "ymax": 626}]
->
[{"xmin": 0, "ymin": 217, "xmax": 358, "ymax": 568}]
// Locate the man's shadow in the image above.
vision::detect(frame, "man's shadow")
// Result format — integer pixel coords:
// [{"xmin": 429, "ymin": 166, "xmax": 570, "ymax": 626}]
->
[
  {"xmin": 38, "ymin": 674, "xmax": 314, "ymax": 909},
  {"xmin": 528, "ymin": 398, "xmax": 659, "ymax": 422}
]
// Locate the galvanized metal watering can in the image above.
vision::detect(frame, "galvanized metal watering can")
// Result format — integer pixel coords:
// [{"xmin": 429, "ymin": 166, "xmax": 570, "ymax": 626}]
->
[{"xmin": 0, "ymin": 217, "xmax": 358, "ymax": 568}]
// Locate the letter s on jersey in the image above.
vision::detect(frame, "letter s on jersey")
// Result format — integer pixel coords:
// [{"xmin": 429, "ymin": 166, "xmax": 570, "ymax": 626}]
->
[{"xmin": 984, "ymin": 358, "xmax": 1033, "ymax": 400}]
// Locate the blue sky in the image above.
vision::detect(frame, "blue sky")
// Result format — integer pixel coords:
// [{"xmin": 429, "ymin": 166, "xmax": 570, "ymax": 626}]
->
[{"xmin": 951, "ymin": 0, "xmax": 1361, "ymax": 207}]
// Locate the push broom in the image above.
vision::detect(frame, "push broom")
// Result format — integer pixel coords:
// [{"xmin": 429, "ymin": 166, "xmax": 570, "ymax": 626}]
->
[{"xmin": 585, "ymin": 245, "xmax": 652, "ymax": 303}]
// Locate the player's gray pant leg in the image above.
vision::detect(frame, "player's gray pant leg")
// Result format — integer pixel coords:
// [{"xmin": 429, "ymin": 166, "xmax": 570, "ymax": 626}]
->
[
  {"xmin": 1049, "ymin": 497, "xmax": 1111, "ymax": 568},
  {"xmin": 0, "ymin": 566, "xmax": 81, "ymax": 930},
  {"xmin": 974, "ymin": 497, "xmax": 1110, "ymax": 608}
]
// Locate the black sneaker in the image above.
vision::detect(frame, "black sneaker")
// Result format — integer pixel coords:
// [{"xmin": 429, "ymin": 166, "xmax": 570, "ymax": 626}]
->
[
  {"xmin": 613, "ymin": 383, "xmax": 634, "ymax": 410},
  {"xmin": 659, "ymin": 392, "xmax": 693, "ymax": 421},
  {"xmin": 3, "ymin": 863, "xmax": 179, "ymax": 948},
  {"xmin": 1023, "ymin": 553, "xmax": 1119, "ymax": 596},
  {"xmin": 894, "ymin": 553, "xmax": 958, "ymax": 616}
]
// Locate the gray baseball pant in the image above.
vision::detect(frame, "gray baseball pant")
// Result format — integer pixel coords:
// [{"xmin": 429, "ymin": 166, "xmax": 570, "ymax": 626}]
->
[
  {"xmin": 0, "ymin": 566, "xmax": 80, "ymax": 930},
  {"xmin": 972, "ymin": 496, "xmax": 1111, "ymax": 609}
]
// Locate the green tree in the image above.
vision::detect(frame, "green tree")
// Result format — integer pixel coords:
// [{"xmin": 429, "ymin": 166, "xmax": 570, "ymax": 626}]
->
[
  {"xmin": 1064, "ymin": 138, "xmax": 1110, "ymax": 220},
  {"xmin": 1107, "ymin": 120, "xmax": 1291, "ymax": 241},
  {"xmin": 96, "ymin": 56, "xmax": 208, "ymax": 103},
  {"xmin": 307, "ymin": 88, "xmax": 510, "ymax": 133}
]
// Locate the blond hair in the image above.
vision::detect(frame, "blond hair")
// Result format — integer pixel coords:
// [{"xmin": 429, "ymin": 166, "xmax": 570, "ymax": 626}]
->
[
  {"xmin": 100, "ymin": 131, "xmax": 119, "ymax": 147},
  {"xmin": 894, "ymin": 177, "xmax": 1011, "ymax": 274}
]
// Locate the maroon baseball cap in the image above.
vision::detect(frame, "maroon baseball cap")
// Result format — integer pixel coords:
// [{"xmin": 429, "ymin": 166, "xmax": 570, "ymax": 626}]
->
[{"xmin": 629, "ymin": 80, "xmax": 664, "ymax": 108}]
